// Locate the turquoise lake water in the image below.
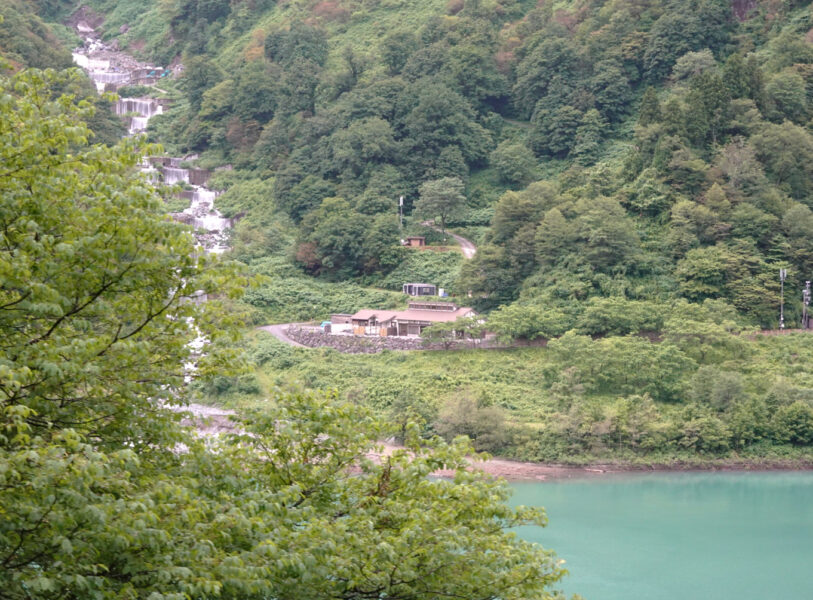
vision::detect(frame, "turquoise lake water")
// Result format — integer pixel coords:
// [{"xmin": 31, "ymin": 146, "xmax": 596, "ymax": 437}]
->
[{"xmin": 509, "ymin": 472, "xmax": 813, "ymax": 600}]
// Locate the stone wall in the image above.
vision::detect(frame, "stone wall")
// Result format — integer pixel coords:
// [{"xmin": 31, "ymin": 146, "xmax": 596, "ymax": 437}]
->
[
  {"xmin": 283, "ymin": 327, "xmax": 549, "ymax": 354},
  {"xmin": 283, "ymin": 326, "xmax": 490, "ymax": 354}
]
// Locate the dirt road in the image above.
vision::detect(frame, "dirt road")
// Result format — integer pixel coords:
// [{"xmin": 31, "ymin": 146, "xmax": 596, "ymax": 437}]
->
[
  {"xmin": 421, "ymin": 221, "xmax": 477, "ymax": 258},
  {"xmin": 257, "ymin": 324, "xmax": 309, "ymax": 347}
]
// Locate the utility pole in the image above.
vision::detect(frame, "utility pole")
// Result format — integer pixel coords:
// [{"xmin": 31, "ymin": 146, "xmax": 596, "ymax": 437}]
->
[
  {"xmin": 399, "ymin": 195, "xmax": 404, "ymax": 230},
  {"xmin": 803, "ymin": 281, "xmax": 811, "ymax": 330},
  {"xmin": 780, "ymin": 268, "xmax": 787, "ymax": 330}
]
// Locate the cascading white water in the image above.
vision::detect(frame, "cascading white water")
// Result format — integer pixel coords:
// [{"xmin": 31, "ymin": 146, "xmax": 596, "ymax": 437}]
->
[
  {"xmin": 70, "ymin": 21, "xmax": 233, "ymax": 429},
  {"xmin": 115, "ymin": 98, "xmax": 158, "ymax": 115},
  {"xmin": 130, "ymin": 116, "xmax": 149, "ymax": 133},
  {"xmin": 71, "ymin": 53, "xmax": 109, "ymax": 71},
  {"xmin": 182, "ymin": 187, "xmax": 231, "ymax": 254},
  {"xmin": 71, "ymin": 26, "xmax": 231, "ymax": 255},
  {"xmin": 163, "ymin": 167, "xmax": 190, "ymax": 185},
  {"xmin": 114, "ymin": 99, "xmax": 164, "ymax": 135},
  {"xmin": 89, "ymin": 71, "xmax": 130, "ymax": 92}
]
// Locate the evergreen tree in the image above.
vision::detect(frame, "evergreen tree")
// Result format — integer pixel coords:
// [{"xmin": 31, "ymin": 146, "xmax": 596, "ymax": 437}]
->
[{"xmin": 638, "ymin": 86, "xmax": 662, "ymax": 125}]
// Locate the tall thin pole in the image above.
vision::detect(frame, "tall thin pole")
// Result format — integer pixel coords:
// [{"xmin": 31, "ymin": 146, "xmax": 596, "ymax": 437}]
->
[
  {"xmin": 803, "ymin": 281, "xmax": 811, "ymax": 329},
  {"xmin": 780, "ymin": 268, "xmax": 786, "ymax": 330},
  {"xmin": 399, "ymin": 195, "xmax": 403, "ymax": 230}
]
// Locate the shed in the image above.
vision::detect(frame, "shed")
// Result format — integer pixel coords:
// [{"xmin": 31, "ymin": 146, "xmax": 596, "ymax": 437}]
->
[
  {"xmin": 402, "ymin": 283, "xmax": 437, "ymax": 296},
  {"xmin": 393, "ymin": 303, "xmax": 476, "ymax": 337},
  {"xmin": 405, "ymin": 236, "xmax": 426, "ymax": 247},
  {"xmin": 350, "ymin": 309, "xmax": 399, "ymax": 336}
]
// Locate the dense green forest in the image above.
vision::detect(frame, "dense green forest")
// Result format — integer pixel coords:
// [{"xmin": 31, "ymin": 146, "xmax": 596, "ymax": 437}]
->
[
  {"xmin": 70, "ymin": 0, "xmax": 810, "ymax": 462},
  {"xmin": 3, "ymin": 0, "xmax": 811, "ymax": 463},
  {"xmin": 69, "ymin": 0, "xmax": 813, "ymax": 332},
  {"xmin": 2, "ymin": 0, "xmax": 813, "ymax": 595},
  {"xmin": 0, "ymin": 51, "xmax": 569, "ymax": 600}
]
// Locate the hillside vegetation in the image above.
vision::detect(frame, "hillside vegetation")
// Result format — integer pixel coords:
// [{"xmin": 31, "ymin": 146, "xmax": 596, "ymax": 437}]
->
[
  {"xmin": 0, "ymin": 44, "xmax": 568, "ymax": 600},
  {"xmin": 77, "ymin": 0, "xmax": 813, "ymax": 331},
  {"xmin": 7, "ymin": 0, "xmax": 813, "ymax": 464}
]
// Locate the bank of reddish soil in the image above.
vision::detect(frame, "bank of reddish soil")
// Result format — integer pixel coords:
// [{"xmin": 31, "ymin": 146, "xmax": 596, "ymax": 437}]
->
[
  {"xmin": 179, "ymin": 406, "xmax": 812, "ymax": 480},
  {"xmin": 373, "ymin": 443, "xmax": 813, "ymax": 481},
  {"xmin": 371, "ymin": 443, "xmax": 622, "ymax": 481}
]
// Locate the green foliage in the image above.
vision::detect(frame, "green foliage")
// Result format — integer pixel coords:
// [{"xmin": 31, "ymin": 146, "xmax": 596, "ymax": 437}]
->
[
  {"xmin": 0, "ymin": 68, "xmax": 246, "ymax": 448},
  {"xmin": 0, "ymin": 0, "xmax": 74, "ymax": 69},
  {"xmin": 420, "ymin": 316, "xmax": 484, "ymax": 349},
  {"xmin": 379, "ymin": 29, "xmax": 418, "ymax": 75},
  {"xmin": 1, "ymin": 67, "xmax": 568, "ymax": 600},
  {"xmin": 297, "ymin": 196, "xmax": 402, "ymax": 278},
  {"xmin": 69, "ymin": 0, "xmax": 813, "ymax": 338},
  {"xmin": 490, "ymin": 140, "xmax": 537, "ymax": 186},
  {"xmin": 530, "ymin": 105, "xmax": 583, "ymax": 157},
  {"xmin": 377, "ymin": 250, "xmax": 463, "ymax": 292},
  {"xmin": 638, "ymin": 87, "xmax": 662, "ymax": 126},
  {"xmin": 414, "ymin": 176, "xmax": 466, "ymax": 235},
  {"xmin": 244, "ymin": 277, "xmax": 405, "ymax": 323},
  {"xmin": 751, "ymin": 120, "xmax": 813, "ymax": 201},
  {"xmin": 642, "ymin": 0, "xmax": 732, "ymax": 81},
  {"xmin": 116, "ymin": 84, "xmax": 155, "ymax": 98},
  {"xmin": 435, "ymin": 396, "xmax": 514, "ymax": 453},
  {"xmin": 41, "ymin": 0, "xmax": 813, "ymax": 468},
  {"xmin": 248, "ymin": 327, "xmax": 813, "ymax": 464},
  {"xmin": 577, "ymin": 297, "xmax": 663, "ymax": 335},
  {"xmin": 264, "ymin": 20, "xmax": 328, "ymax": 68},
  {"xmin": 487, "ymin": 304, "xmax": 572, "ymax": 341},
  {"xmin": 771, "ymin": 401, "xmax": 813, "ymax": 445}
]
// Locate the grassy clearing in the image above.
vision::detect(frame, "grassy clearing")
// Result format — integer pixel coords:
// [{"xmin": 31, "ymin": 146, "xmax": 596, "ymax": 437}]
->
[
  {"xmin": 201, "ymin": 331, "xmax": 813, "ymax": 466},
  {"xmin": 243, "ymin": 276, "xmax": 408, "ymax": 323}
]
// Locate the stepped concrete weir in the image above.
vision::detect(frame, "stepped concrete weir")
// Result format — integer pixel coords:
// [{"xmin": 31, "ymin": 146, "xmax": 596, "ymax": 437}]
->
[
  {"xmin": 71, "ymin": 22, "xmax": 232, "ymax": 254},
  {"xmin": 115, "ymin": 98, "xmax": 163, "ymax": 134}
]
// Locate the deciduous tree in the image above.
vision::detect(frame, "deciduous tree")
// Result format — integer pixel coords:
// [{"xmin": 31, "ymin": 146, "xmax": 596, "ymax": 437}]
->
[
  {"xmin": 414, "ymin": 176, "xmax": 466, "ymax": 237},
  {"xmin": 0, "ymin": 67, "xmax": 568, "ymax": 600}
]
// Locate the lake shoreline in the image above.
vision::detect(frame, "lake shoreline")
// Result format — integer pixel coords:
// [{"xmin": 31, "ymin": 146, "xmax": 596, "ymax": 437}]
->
[
  {"xmin": 375, "ymin": 443, "xmax": 813, "ymax": 481},
  {"xmin": 181, "ymin": 410, "xmax": 813, "ymax": 481},
  {"xmin": 449, "ymin": 456, "xmax": 813, "ymax": 481}
]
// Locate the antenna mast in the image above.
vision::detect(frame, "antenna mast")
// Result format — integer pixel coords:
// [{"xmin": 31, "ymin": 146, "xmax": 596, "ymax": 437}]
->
[{"xmin": 780, "ymin": 268, "xmax": 787, "ymax": 330}]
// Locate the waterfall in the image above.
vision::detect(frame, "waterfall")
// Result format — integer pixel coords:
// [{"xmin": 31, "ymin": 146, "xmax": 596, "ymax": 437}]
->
[
  {"xmin": 89, "ymin": 71, "xmax": 130, "ymax": 92},
  {"xmin": 70, "ymin": 21, "xmax": 232, "ymax": 425},
  {"xmin": 182, "ymin": 187, "xmax": 231, "ymax": 254},
  {"xmin": 163, "ymin": 167, "xmax": 190, "ymax": 185},
  {"xmin": 115, "ymin": 98, "xmax": 160, "ymax": 116},
  {"xmin": 71, "ymin": 27, "xmax": 232, "ymax": 255},
  {"xmin": 72, "ymin": 53, "xmax": 109, "ymax": 71}
]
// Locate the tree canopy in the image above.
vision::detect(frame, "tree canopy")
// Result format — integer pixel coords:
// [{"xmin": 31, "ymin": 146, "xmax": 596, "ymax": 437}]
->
[{"xmin": 0, "ymin": 66, "xmax": 567, "ymax": 600}]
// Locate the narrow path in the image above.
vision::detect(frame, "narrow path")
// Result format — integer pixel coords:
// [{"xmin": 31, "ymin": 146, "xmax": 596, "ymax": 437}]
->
[
  {"xmin": 421, "ymin": 221, "xmax": 476, "ymax": 258},
  {"xmin": 257, "ymin": 324, "xmax": 308, "ymax": 347}
]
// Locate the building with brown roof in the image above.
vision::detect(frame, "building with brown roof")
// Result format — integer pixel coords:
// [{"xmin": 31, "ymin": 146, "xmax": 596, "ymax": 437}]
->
[
  {"xmin": 404, "ymin": 236, "xmax": 426, "ymax": 247},
  {"xmin": 348, "ymin": 301, "xmax": 476, "ymax": 337}
]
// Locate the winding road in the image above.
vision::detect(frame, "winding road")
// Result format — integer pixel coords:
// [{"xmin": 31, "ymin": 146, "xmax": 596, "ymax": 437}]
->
[
  {"xmin": 421, "ymin": 221, "xmax": 477, "ymax": 258},
  {"xmin": 257, "ymin": 324, "xmax": 308, "ymax": 347}
]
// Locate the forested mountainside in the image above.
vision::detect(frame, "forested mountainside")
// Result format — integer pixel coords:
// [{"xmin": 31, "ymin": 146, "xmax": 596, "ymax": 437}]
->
[
  {"xmin": 56, "ymin": 0, "xmax": 813, "ymax": 332},
  {"xmin": 4, "ymin": 0, "xmax": 813, "ymax": 463},
  {"xmin": 1, "ymin": 7, "xmax": 571, "ymax": 599},
  {"xmin": 0, "ymin": 1, "xmax": 127, "ymax": 143},
  {"xmin": 5, "ymin": 0, "xmax": 813, "ymax": 326},
  {"xmin": 0, "ymin": 0, "xmax": 75, "ymax": 69}
]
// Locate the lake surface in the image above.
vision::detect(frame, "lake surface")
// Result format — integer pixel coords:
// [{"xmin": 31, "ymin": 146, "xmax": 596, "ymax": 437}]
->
[{"xmin": 510, "ymin": 472, "xmax": 813, "ymax": 600}]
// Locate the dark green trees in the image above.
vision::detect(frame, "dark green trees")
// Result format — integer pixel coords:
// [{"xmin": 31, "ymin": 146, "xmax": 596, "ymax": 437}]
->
[{"xmin": 1, "ymin": 67, "xmax": 568, "ymax": 600}]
